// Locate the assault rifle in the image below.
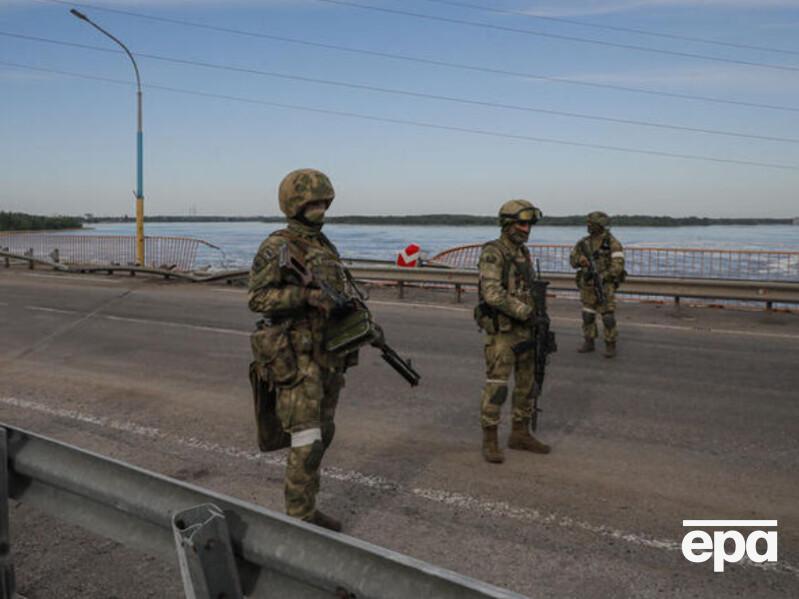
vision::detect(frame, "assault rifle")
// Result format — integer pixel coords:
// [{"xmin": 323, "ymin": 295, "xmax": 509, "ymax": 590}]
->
[
  {"xmin": 278, "ymin": 245, "xmax": 421, "ymax": 387},
  {"xmin": 581, "ymin": 239, "xmax": 607, "ymax": 305},
  {"xmin": 511, "ymin": 260, "xmax": 557, "ymax": 431}
]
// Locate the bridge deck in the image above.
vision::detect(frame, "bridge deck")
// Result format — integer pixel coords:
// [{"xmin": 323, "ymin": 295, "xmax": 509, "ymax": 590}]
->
[{"xmin": 0, "ymin": 269, "xmax": 797, "ymax": 598}]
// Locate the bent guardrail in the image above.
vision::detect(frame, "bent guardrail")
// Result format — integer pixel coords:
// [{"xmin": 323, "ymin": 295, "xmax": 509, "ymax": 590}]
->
[
  {"xmin": 0, "ymin": 233, "xmax": 213, "ymax": 271},
  {"xmin": 0, "ymin": 424, "xmax": 527, "ymax": 599}
]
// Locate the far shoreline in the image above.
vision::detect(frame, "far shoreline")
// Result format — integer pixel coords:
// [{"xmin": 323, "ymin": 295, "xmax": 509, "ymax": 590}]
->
[{"xmin": 83, "ymin": 215, "xmax": 797, "ymax": 228}]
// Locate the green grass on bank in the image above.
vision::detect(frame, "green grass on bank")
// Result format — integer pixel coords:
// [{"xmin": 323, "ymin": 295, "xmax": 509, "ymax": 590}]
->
[{"xmin": 0, "ymin": 212, "xmax": 83, "ymax": 231}]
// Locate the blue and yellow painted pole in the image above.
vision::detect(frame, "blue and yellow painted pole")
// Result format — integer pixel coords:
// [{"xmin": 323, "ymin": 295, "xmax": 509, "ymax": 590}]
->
[
  {"xmin": 136, "ymin": 90, "xmax": 144, "ymax": 265},
  {"xmin": 71, "ymin": 9, "xmax": 146, "ymax": 265}
]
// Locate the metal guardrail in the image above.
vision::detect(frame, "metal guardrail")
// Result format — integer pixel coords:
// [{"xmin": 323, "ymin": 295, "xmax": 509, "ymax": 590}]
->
[
  {"xmin": 0, "ymin": 233, "xmax": 205, "ymax": 271},
  {"xmin": 0, "ymin": 424, "xmax": 527, "ymax": 599},
  {"xmin": 346, "ymin": 265, "xmax": 799, "ymax": 306},
  {"xmin": 432, "ymin": 244, "xmax": 799, "ymax": 282},
  {"xmin": 3, "ymin": 249, "xmax": 798, "ymax": 307}
]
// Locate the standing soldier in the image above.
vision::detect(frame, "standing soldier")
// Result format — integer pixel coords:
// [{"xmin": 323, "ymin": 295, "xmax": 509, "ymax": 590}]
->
[
  {"xmin": 475, "ymin": 200, "xmax": 551, "ymax": 464},
  {"xmin": 569, "ymin": 211, "xmax": 626, "ymax": 358},
  {"xmin": 247, "ymin": 168, "xmax": 355, "ymax": 532}
]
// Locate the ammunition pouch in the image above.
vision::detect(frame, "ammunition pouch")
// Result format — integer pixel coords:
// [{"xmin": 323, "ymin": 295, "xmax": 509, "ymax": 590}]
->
[
  {"xmin": 474, "ymin": 301, "xmax": 498, "ymax": 334},
  {"xmin": 324, "ymin": 304, "xmax": 378, "ymax": 354},
  {"xmin": 250, "ymin": 321, "xmax": 298, "ymax": 386}
]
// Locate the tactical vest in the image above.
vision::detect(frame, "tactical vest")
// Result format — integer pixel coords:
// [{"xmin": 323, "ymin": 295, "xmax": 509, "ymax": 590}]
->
[
  {"xmin": 477, "ymin": 239, "xmax": 534, "ymax": 301},
  {"xmin": 270, "ymin": 229, "xmax": 348, "ymax": 295},
  {"xmin": 578, "ymin": 233, "xmax": 626, "ymax": 286},
  {"xmin": 475, "ymin": 240, "xmax": 534, "ymax": 333}
]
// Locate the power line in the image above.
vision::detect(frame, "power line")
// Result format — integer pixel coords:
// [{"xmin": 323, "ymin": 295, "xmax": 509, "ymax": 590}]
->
[
  {"xmin": 5, "ymin": 31, "xmax": 797, "ymax": 145},
  {"xmin": 314, "ymin": 0, "xmax": 799, "ymax": 73},
  {"xmin": 32, "ymin": 0, "xmax": 799, "ymax": 113},
  {"xmin": 420, "ymin": 0, "xmax": 799, "ymax": 57},
  {"xmin": 2, "ymin": 60, "xmax": 797, "ymax": 172}
]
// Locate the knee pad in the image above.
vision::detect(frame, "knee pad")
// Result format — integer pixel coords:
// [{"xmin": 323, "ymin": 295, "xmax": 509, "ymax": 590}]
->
[
  {"xmin": 304, "ymin": 439, "xmax": 324, "ymax": 472},
  {"xmin": 582, "ymin": 310, "xmax": 596, "ymax": 326},
  {"xmin": 602, "ymin": 312, "xmax": 616, "ymax": 329},
  {"xmin": 489, "ymin": 385, "xmax": 508, "ymax": 406}
]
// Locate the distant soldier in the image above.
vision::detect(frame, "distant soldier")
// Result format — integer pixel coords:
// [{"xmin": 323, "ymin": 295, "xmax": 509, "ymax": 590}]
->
[
  {"xmin": 474, "ymin": 200, "xmax": 552, "ymax": 464},
  {"xmin": 247, "ymin": 168, "xmax": 355, "ymax": 532},
  {"xmin": 569, "ymin": 211, "xmax": 626, "ymax": 358}
]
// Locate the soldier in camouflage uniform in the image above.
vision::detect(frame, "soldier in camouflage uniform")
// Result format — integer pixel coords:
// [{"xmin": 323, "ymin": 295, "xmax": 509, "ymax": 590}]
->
[
  {"xmin": 248, "ymin": 168, "xmax": 357, "ymax": 532},
  {"xmin": 475, "ymin": 200, "xmax": 551, "ymax": 464},
  {"xmin": 569, "ymin": 211, "xmax": 625, "ymax": 358}
]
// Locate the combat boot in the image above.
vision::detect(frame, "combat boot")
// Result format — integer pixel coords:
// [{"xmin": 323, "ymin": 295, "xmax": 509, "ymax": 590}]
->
[
  {"xmin": 307, "ymin": 510, "xmax": 342, "ymax": 532},
  {"xmin": 604, "ymin": 342, "xmax": 616, "ymax": 358},
  {"xmin": 577, "ymin": 337, "xmax": 595, "ymax": 353},
  {"xmin": 508, "ymin": 419, "xmax": 550, "ymax": 454},
  {"xmin": 481, "ymin": 426, "xmax": 505, "ymax": 464}
]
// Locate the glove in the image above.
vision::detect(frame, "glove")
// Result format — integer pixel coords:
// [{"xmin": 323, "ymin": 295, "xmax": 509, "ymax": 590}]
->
[{"xmin": 306, "ymin": 289, "xmax": 336, "ymax": 318}]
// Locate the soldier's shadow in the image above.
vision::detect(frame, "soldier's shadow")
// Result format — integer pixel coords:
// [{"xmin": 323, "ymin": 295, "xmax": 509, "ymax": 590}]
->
[{"xmin": 321, "ymin": 324, "xmax": 597, "ymax": 530}]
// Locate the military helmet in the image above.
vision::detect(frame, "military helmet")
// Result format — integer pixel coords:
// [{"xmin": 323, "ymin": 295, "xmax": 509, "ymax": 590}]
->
[
  {"xmin": 587, "ymin": 211, "xmax": 610, "ymax": 228},
  {"xmin": 278, "ymin": 168, "xmax": 335, "ymax": 218},
  {"xmin": 498, "ymin": 199, "xmax": 542, "ymax": 227}
]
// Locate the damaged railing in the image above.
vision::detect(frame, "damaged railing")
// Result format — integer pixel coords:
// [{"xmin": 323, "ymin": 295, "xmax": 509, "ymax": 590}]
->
[{"xmin": 0, "ymin": 233, "xmax": 210, "ymax": 271}]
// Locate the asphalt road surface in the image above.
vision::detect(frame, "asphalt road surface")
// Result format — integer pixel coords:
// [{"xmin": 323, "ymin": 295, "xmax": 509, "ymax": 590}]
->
[{"xmin": 1, "ymin": 268, "xmax": 797, "ymax": 598}]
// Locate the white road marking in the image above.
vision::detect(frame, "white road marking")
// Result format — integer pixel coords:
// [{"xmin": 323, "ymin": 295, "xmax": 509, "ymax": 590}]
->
[
  {"xmin": 1, "ymin": 395, "xmax": 796, "ymax": 577},
  {"xmin": 370, "ymin": 300, "xmax": 470, "ymax": 313},
  {"xmin": 102, "ymin": 314, "xmax": 248, "ymax": 337},
  {"xmin": 21, "ymin": 273, "xmax": 122, "ymax": 283},
  {"xmin": 26, "ymin": 306, "xmax": 78, "ymax": 315},
  {"xmin": 24, "ymin": 306, "xmax": 248, "ymax": 337},
  {"xmin": 371, "ymin": 301, "xmax": 799, "ymax": 340},
  {"xmin": 21, "ymin": 300, "xmax": 799, "ymax": 342}
]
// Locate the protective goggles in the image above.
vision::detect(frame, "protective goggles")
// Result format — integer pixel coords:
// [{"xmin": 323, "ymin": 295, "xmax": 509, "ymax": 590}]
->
[{"xmin": 512, "ymin": 208, "xmax": 542, "ymax": 224}]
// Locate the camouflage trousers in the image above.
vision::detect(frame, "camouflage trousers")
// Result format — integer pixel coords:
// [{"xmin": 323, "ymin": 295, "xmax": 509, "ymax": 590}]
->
[
  {"xmin": 579, "ymin": 283, "xmax": 618, "ymax": 343},
  {"xmin": 276, "ymin": 352, "xmax": 344, "ymax": 520},
  {"xmin": 480, "ymin": 328, "xmax": 536, "ymax": 428}
]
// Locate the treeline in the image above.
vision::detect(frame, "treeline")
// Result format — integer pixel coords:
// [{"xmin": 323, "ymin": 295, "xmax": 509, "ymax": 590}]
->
[
  {"xmin": 86, "ymin": 214, "xmax": 793, "ymax": 227},
  {"xmin": 0, "ymin": 212, "xmax": 84, "ymax": 231}
]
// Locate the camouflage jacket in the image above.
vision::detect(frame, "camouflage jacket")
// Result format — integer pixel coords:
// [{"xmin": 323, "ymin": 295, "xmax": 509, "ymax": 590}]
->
[
  {"xmin": 569, "ymin": 232, "xmax": 625, "ymax": 284},
  {"xmin": 477, "ymin": 233, "xmax": 534, "ymax": 329},
  {"xmin": 248, "ymin": 221, "xmax": 352, "ymax": 366}
]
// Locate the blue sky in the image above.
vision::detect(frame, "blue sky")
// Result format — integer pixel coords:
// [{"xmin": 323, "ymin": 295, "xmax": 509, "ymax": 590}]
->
[{"xmin": 1, "ymin": 0, "xmax": 798, "ymax": 217}]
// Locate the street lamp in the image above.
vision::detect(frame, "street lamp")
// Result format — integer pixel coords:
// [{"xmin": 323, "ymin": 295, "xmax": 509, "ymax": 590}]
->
[{"xmin": 70, "ymin": 8, "xmax": 145, "ymax": 266}]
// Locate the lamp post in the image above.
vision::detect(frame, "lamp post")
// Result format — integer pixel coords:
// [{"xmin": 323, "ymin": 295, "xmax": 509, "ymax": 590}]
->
[{"xmin": 70, "ymin": 8, "xmax": 145, "ymax": 265}]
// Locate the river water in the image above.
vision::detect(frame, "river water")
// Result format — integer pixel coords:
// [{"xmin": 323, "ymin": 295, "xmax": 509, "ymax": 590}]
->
[{"xmin": 68, "ymin": 222, "xmax": 799, "ymax": 268}]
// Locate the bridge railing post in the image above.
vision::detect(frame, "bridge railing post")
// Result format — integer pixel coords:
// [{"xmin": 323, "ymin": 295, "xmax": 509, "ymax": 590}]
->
[{"xmin": 172, "ymin": 503, "xmax": 243, "ymax": 599}]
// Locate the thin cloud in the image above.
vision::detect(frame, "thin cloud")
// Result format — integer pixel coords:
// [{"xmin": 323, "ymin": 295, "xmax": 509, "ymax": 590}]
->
[{"xmin": 521, "ymin": 1, "xmax": 799, "ymax": 18}]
